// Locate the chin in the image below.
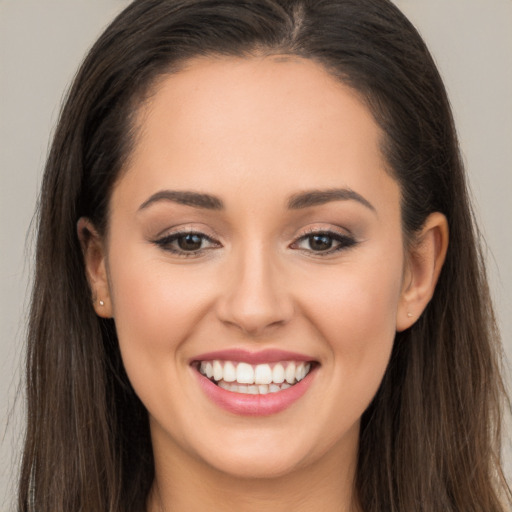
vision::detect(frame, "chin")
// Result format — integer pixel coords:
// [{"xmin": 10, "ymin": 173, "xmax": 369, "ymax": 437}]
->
[{"xmin": 204, "ymin": 448, "xmax": 309, "ymax": 480}]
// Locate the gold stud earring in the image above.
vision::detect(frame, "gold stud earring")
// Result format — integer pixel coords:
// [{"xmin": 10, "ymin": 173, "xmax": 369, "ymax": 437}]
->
[{"xmin": 407, "ymin": 312, "xmax": 413, "ymax": 318}]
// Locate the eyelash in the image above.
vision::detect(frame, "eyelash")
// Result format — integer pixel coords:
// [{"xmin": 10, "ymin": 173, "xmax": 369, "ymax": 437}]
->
[
  {"xmin": 290, "ymin": 229, "xmax": 358, "ymax": 255},
  {"xmin": 153, "ymin": 229, "xmax": 357, "ymax": 257},
  {"xmin": 153, "ymin": 230, "xmax": 220, "ymax": 257}
]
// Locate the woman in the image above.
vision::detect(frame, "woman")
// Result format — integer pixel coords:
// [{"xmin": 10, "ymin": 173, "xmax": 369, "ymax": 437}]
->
[{"xmin": 18, "ymin": 0, "xmax": 511, "ymax": 511}]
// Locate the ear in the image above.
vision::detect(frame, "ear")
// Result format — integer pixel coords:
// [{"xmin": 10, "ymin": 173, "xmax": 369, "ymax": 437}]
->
[
  {"xmin": 396, "ymin": 212, "xmax": 449, "ymax": 331},
  {"xmin": 77, "ymin": 218, "xmax": 113, "ymax": 318}
]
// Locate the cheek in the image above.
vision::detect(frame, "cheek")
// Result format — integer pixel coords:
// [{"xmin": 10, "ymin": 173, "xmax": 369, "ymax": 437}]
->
[
  {"xmin": 105, "ymin": 252, "xmax": 223, "ymax": 429},
  {"xmin": 106, "ymin": 248, "xmax": 217, "ymax": 372},
  {"xmin": 308, "ymin": 264, "xmax": 402, "ymax": 435},
  {"xmin": 298, "ymin": 249, "xmax": 403, "ymax": 393},
  {"xmin": 304, "ymin": 257, "xmax": 402, "ymax": 342}
]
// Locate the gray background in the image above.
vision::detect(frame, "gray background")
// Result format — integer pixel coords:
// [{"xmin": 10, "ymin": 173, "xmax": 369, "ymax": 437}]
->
[{"xmin": 1, "ymin": 0, "xmax": 511, "ymax": 508}]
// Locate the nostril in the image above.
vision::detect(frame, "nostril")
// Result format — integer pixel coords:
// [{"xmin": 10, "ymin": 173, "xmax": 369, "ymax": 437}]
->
[
  {"xmin": 214, "ymin": 258, "xmax": 294, "ymax": 334},
  {"xmin": 215, "ymin": 294, "xmax": 294, "ymax": 335}
]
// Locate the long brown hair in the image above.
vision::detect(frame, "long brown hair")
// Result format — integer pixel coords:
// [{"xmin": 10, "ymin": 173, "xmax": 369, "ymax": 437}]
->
[{"xmin": 19, "ymin": 1, "xmax": 511, "ymax": 511}]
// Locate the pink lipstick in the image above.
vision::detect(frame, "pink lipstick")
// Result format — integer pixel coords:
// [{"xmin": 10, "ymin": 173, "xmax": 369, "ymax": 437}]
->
[{"xmin": 191, "ymin": 349, "xmax": 317, "ymax": 416}]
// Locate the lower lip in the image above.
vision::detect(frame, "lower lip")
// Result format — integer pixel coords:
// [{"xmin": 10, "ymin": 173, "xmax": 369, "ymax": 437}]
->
[{"xmin": 194, "ymin": 367, "xmax": 316, "ymax": 416}]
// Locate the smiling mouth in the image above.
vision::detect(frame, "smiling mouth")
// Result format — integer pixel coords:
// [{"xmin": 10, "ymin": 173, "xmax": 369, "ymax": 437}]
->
[{"xmin": 194, "ymin": 360, "xmax": 314, "ymax": 395}]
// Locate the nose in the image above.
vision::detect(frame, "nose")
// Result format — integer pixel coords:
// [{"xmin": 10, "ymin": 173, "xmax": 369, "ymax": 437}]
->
[{"xmin": 215, "ymin": 246, "xmax": 294, "ymax": 337}]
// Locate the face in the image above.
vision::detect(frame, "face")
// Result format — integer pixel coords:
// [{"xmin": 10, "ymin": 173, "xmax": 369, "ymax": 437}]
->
[{"xmin": 91, "ymin": 57, "xmax": 411, "ymax": 480}]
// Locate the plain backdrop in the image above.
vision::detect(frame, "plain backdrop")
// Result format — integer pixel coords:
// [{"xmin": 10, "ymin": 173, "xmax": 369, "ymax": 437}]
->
[{"xmin": 1, "ymin": 0, "xmax": 511, "ymax": 508}]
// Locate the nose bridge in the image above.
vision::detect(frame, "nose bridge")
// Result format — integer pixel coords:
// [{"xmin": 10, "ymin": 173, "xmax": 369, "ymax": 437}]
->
[{"xmin": 217, "ymin": 239, "xmax": 293, "ymax": 335}]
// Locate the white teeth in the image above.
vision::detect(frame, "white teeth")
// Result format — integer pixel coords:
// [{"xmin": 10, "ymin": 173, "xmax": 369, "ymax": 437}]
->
[
  {"xmin": 254, "ymin": 364, "xmax": 272, "ymax": 385},
  {"xmin": 285, "ymin": 363, "xmax": 296, "ymax": 384},
  {"xmin": 248, "ymin": 385, "xmax": 259, "ymax": 395},
  {"xmin": 296, "ymin": 362, "xmax": 309, "ymax": 382},
  {"xmin": 236, "ymin": 362, "xmax": 254, "ymax": 384},
  {"xmin": 213, "ymin": 360, "xmax": 223, "ymax": 381},
  {"xmin": 218, "ymin": 382, "xmax": 291, "ymax": 394},
  {"xmin": 198, "ymin": 359, "xmax": 313, "ymax": 390},
  {"xmin": 272, "ymin": 363, "xmax": 285, "ymax": 384},
  {"xmin": 223, "ymin": 361, "xmax": 236, "ymax": 382},
  {"xmin": 295, "ymin": 363, "xmax": 302, "ymax": 381}
]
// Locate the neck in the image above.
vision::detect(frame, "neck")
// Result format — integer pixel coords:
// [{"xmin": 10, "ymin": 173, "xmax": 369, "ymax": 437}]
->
[{"xmin": 147, "ymin": 424, "xmax": 361, "ymax": 512}]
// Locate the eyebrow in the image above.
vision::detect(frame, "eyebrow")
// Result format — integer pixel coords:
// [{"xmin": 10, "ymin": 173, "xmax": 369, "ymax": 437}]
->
[
  {"xmin": 287, "ymin": 188, "xmax": 376, "ymax": 213},
  {"xmin": 138, "ymin": 190, "xmax": 224, "ymax": 211},
  {"xmin": 138, "ymin": 187, "xmax": 376, "ymax": 213}
]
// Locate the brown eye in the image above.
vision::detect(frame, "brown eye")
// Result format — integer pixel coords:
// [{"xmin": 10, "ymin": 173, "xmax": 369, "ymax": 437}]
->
[
  {"xmin": 177, "ymin": 233, "xmax": 204, "ymax": 251},
  {"xmin": 291, "ymin": 230, "xmax": 357, "ymax": 255},
  {"xmin": 308, "ymin": 234, "xmax": 334, "ymax": 251},
  {"xmin": 154, "ymin": 231, "xmax": 220, "ymax": 256}
]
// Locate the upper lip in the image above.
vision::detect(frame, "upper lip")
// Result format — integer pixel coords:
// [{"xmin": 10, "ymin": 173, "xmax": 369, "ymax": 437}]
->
[{"xmin": 191, "ymin": 348, "xmax": 316, "ymax": 365}]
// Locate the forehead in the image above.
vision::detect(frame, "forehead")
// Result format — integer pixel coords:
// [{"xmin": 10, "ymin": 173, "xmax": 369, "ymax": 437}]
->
[{"xmin": 115, "ymin": 56, "xmax": 397, "ymax": 215}]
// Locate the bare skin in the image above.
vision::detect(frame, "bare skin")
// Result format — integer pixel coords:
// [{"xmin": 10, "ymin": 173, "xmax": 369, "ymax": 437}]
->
[
  {"xmin": 148, "ymin": 424, "xmax": 359, "ymax": 512},
  {"xmin": 80, "ymin": 56, "xmax": 448, "ymax": 512}
]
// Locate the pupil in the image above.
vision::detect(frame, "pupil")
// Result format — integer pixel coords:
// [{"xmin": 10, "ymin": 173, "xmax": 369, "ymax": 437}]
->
[
  {"xmin": 178, "ymin": 234, "xmax": 202, "ymax": 251},
  {"xmin": 309, "ymin": 234, "xmax": 332, "ymax": 251}
]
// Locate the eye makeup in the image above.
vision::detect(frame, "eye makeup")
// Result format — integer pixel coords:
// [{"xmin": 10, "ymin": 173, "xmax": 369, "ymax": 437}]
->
[
  {"xmin": 151, "ymin": 225, "xmax": 358, "ymax": 258},
  {"xmin": 153, "ymin": 230, "xmax": 221, "ymax": 257},
  {"xmin": 290, "ymin": 229, "xmax": 358, "ymax": 255}
]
